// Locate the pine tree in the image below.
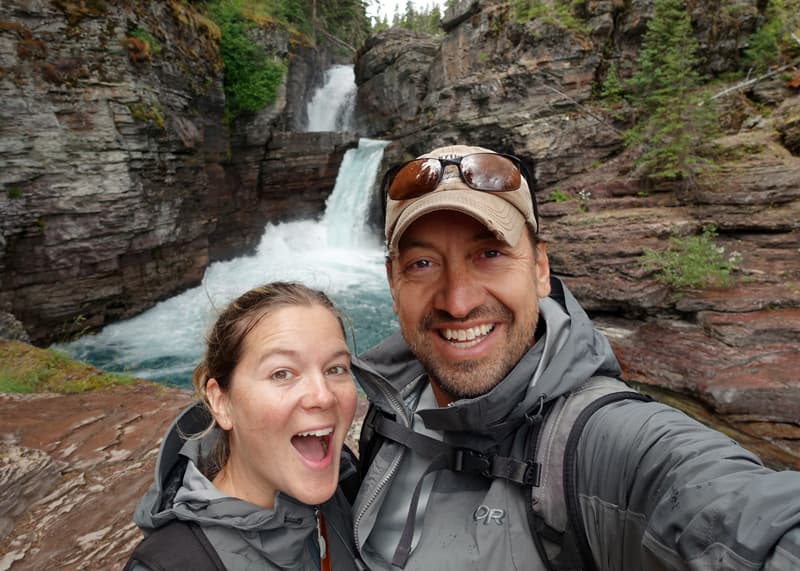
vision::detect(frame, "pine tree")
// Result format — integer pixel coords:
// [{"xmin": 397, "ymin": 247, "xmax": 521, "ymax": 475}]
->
[{"xmin": 626, "ymin": 0, "xmax": 717, "ymax": 185}]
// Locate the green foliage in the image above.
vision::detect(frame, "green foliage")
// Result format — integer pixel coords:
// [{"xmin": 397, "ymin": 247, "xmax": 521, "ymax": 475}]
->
[
  {"xmin": 383, "ymin": 1, "xmax": 443, "ymax": 35},
  {"xmin": 6, "ymin": 186, "xmax": 23, "ymax": 199},
  {"xmin": 625, "ymin": 0, "xmax": 717, "ymax": 184},
  {"xmin": 743, "ymin": 0, "xmax": 800, "ymax": 73},
  {"xmin": 232, "ymin": 0, "xmax": 370, "ymax": 47},
  {"xmin": 0, "ymin": 343, "xmax": 136, "ymax": 394},
  {"xmin": 206, "ymin": 0, "xmax": 288, "ymax": 120},
  {"xmin": 513, "ymin": 0, "xmax": 587, "ymax": 34},
  {"xmin": 548, "ymin": 188, "xmax": 570, "ymax": 202},
  {"xmin": 128, "ymin": 102, "xmax": 165, "ymax": 129},
  {"xmin": 128, "ymin": 27, "xmax": 162, "ymax": 55},
  {"xmin": 641, "ymin": 226, "xmax": 737, "ymax": 289},
  {"xmin": 600, "ymin": 62, "xmax": 622, "ymax": 103},
  {"xmin": 318, "ymin": 0, "xmax": 371, "ymax": 48}
]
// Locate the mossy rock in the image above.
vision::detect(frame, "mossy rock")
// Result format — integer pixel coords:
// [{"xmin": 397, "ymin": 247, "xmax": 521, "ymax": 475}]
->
[{"xmin": 0, "ymin": 340, "xmax": 138, "ymax": 394}]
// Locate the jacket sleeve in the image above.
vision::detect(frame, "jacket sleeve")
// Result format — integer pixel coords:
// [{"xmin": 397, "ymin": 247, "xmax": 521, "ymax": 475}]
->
[{"xmin": 576, "ymin": 399, "xmax": 800, "ymax": 570}]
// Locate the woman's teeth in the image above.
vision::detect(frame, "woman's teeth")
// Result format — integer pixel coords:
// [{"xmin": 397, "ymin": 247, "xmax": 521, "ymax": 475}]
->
[{"xmin": 297, "ymin": 427, "xmax": 333, "ymax": 437}]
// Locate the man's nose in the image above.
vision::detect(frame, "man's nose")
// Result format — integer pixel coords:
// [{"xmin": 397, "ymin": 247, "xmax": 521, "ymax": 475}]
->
[{"xmin": 433, "ymin": 262, "xmax": 485, "ymax": 319}]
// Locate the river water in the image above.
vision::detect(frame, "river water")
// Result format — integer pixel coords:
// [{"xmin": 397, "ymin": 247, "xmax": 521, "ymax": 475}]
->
[{"xmin": 56, "ymin": 69, "xmax": 396, "ymax": 388}]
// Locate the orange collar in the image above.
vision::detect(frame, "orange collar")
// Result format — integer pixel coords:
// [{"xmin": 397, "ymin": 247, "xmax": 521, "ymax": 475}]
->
[{"xmin": 318, "ymin": 510, "xmax": 331, "ymax": 571}]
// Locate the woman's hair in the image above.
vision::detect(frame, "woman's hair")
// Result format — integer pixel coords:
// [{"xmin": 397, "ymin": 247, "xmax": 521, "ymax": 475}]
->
[{"xmin": 192, "ymin": 281, "xmax": 346, "ymax": 477}]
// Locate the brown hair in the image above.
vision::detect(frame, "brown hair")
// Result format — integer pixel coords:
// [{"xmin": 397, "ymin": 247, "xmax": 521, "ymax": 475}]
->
[{"xmin": 192, "ymin": 281, "xmax": 346, "ymax": 477}]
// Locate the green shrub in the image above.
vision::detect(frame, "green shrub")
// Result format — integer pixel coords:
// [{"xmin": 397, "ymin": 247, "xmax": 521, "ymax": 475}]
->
[
  {"xmin": 128, "ymin": 102, "xmax": 165, "ymax": 130},
  {"xmin": 641, "ymin": 226, "xmax": 737, "ymax": 289},
  {"xmin": 6, "ymin": 187, "xmax": 23, "ymax": 199},
  {"xmin": 548, "ymin": 188, "xmax": 570, "ymax": 202},
  {"xmin": 128, "ymin": 27, "xmax": 161, "ymax": 56},
  {"xmin": 514, "ymin": 0, "xmax": 587, "ymax": 34},
  {"xmin": 743, "ymin": 0, "xmax": 800, "ymax": 73},
  {"xmin": 206, "ymin": 0, "xmax": 287, "ymax": 120}
]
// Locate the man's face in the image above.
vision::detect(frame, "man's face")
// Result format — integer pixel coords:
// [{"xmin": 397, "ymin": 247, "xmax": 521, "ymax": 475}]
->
[{"xmin": 387, "ymin": 210, "xmax": 550, "ymax": 401}]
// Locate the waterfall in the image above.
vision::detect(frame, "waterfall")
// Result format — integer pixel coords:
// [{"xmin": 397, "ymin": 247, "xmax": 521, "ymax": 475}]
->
[
  {"xmin": 324, "ymin": 138, "xmax": 388, "ymax": 248},
  {"xmin": 55, "ymin": 142, "xmax": 395, "ymax": 386},
  {"xmin": 56, "ymin": 68, "xmax": 396, "ymax": 387},
  {"xmin": 304, "ymin": 65, "xmax": 356, "ymax": 132}
]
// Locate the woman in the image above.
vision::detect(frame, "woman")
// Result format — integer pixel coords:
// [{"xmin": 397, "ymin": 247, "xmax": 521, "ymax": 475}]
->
[{"xmin": 125, "ymin": 282, "xmax": 360, "ymax": 570}]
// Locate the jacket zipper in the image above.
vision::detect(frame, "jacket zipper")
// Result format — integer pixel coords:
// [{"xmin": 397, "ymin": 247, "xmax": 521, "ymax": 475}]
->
[{"xmin": 352, "ymin": 373, "xmax": 418, "ymax": 551}]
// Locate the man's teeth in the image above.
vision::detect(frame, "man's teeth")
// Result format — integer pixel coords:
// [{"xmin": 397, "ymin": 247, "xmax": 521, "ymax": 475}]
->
[
  {"xmin": 297, "ymin": 427, "xmax": 333, "ymax": 437},
  {"xmin": 441, "ymin": 324, "xmax": 494, "ymax": 343}
]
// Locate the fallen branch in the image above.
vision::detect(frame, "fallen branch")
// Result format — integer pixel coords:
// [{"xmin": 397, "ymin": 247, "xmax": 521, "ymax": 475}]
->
[
  {"xmin": 312, "ymin": 19, "xmax": 356, "ymax": 54},
  {"xmin": 711, "ymin": 61, "xmax": 798, "ymax": 100},
  {"xmin": 541, "ymin": 84, "xmax": 626, "ymax": 136}
]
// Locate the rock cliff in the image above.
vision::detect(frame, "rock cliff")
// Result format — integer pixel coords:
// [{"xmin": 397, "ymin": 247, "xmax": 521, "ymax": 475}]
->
[
  {"xmin": 354, "ymin": 1, "xmax": 799, "ymax": 460},
  {"xmin": 0, "ymin": 0, "xmax": 356, "ymax": 344}
]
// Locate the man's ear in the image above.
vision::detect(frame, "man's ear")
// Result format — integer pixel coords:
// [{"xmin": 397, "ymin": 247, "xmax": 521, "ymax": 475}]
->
[
  {"xmin": 206, "ymin": 378, "xmax": 233, "ymax": 431},
  {"xmin": 385, "ymin": 258, "xmax": 398, "ymax": 313},
  {"xmin": 534, "ymin": 241, "xmax": 551, "ymax": 298}
]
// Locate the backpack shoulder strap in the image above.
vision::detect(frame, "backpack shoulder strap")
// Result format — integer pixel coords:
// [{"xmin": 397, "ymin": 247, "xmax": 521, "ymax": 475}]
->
[
  {"xmin": 526, "ymin": 377, "xmax": 651, "ymax": 571},
  {"xmin": 124, "ymin": 520, "xmax": 226, "ymax": 571}
]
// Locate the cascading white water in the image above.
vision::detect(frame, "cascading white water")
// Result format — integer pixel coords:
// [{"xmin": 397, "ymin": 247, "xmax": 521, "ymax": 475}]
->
[
  {"xmin": 304, "ymin": 65, "xmax": 356, "ymax": 132},
  {"xmin": 56, "ymin": 70, "xmax": 395, "ymax": 387}
]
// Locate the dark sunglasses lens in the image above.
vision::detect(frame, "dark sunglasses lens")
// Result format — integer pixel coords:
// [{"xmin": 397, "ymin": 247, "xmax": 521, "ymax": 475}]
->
[
  {"xmin": 387, "ymin": 158, "xmax": 442, "ymax": 200},
  {"xmin": 461, "ymin": 154, "xmax": 521, "ymax": 191}
]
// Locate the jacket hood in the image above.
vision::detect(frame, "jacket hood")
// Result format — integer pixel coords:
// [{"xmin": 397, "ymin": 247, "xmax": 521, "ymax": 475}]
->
[
  {"xmin": 352, "ymin": 277, "xmax": 620, "ymax": 449},
  {"xmin": 133, "ymin": 404, "xmax": 318, "ymax": 558}
]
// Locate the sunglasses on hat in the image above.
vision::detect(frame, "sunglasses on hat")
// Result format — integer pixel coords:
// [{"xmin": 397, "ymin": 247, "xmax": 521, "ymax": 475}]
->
[{"xmin": 381, "ymin": 152, "xmax": 531, "ymax": 200}]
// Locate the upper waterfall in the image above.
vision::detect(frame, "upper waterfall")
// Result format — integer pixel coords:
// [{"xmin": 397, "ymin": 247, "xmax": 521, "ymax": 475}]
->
[{"xmin": 304, "ymin": 65, "xmax": 356, "ymax": 132}]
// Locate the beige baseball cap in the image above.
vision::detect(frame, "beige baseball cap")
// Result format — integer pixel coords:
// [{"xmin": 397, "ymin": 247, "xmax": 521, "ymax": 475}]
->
[{"xmin": 384, "ymin": 145, "xmax": 538, "ymax": 254}]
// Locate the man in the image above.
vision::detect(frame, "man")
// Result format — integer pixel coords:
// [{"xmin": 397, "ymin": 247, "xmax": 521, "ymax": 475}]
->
[{"xmin": 350, "ymin": 145, "xmax": 800, "ymax": 570}]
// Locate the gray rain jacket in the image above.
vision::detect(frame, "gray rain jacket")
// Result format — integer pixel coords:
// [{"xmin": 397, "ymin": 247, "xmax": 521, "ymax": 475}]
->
[
  {"xmin": 130, "ymin": 403, "xmax": 359, "ymax": 571},
  {"xmin": 351, "ymin": 277, "xmax": 800, "ymax": 570}
]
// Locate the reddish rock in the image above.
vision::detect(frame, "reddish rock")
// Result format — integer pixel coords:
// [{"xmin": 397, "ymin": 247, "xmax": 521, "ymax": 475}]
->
[
  {"xmin": 0, "ymin": 384, "xmax": 192, "ymax": 569},
  {"xmin": 0, "ymin": 384, "xmax": 369, "ymax": 570}
]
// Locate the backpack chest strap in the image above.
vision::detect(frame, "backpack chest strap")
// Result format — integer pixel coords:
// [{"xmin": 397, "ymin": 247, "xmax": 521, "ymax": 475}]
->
[{"xmin": 374, "ymin": 414, "xmax": 542, "ymax": 486}]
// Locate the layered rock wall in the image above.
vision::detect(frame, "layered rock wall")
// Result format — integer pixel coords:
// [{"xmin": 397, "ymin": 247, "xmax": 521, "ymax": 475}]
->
[
  {"xmin": 0, "ymin": 1, "xmax": 350, "ymax": 343},
  {"xmin": 354, "ymin": 1, "xmax": 800, "ymax": 458}
]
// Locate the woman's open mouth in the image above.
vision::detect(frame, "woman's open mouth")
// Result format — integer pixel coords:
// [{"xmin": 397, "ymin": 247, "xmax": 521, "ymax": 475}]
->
[{"xmin": 291, "ymin": 427, "xmax": 333, "ymax": 462}]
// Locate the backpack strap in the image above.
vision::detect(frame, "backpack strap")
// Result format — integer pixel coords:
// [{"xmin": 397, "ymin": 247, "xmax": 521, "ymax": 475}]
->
[
  {"xmin": 525, "ymin": 377, "xmax": 652, "ymax": 571},
  {"xmin": 123, "ymin": 520, "xmax": 225, "ymax": 571}
]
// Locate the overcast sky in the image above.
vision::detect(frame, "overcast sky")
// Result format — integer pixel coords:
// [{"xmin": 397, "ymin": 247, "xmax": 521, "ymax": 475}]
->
[{"xmin": 366, "ymin": 0, "xmax": 448, "ymax": 22}]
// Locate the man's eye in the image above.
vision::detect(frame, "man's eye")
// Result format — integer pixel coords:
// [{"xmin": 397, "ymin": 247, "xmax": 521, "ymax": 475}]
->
[
  {"xmin": 483, "ymin": 249, "xmax": 502, "ymax": 258},
  {"xmin": 406, "ymin": 259, "xmax": 431, "ymax": 271}
]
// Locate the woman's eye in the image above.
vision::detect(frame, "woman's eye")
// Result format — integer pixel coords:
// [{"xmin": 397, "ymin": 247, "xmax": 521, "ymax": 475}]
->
[
  {"xmin": 326, "ymin": 365, "xmax": 349, "ymax": 376},
  {"xmin": 270, "ymin": 369, "xmax": 295, "ymax": 381}
]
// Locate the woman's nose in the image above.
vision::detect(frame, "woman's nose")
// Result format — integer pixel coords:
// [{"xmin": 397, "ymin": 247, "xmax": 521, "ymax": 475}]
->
[{"xmin": 301, "ymin": 373, "xmax": 336, "ymax": 409}]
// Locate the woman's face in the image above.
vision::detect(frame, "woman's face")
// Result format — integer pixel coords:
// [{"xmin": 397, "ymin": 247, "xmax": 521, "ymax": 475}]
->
[{"xmin": 207, "ymin": 304, "xmax": 357, "ymax": 509}]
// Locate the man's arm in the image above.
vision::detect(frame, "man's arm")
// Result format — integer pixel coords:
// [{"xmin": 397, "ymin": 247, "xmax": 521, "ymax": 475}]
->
[{"xmin": 576, "ymin": 400, "xmax": 800, "ymax": 570}]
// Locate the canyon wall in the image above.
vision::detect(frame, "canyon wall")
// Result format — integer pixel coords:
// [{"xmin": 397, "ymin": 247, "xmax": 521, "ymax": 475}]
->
[
  {"xmin": 0, "ymin": 0, "xmax": 356, "ymax": 344},
  {"xmin": 354, "ymin": 0, "xmax": 800, "ymax": 457}
]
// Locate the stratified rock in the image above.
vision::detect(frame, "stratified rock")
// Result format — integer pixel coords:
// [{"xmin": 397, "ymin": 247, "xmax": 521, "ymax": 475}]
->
[
  {"xmin": 0, "ymin": 383, "xmax": 193, "ymax": 569},
  {"xmin": 0, "ymin": 444, "xmax": 63, "ymax": 542},
  {"xmin": 0, "ymin": 1, "xmax": 348, "ymax": 344}
]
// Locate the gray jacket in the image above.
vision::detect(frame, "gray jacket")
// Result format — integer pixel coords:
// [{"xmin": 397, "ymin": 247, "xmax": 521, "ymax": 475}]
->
[
  {"xmin": 129, "ymin": 404, "xmax": 359, "ymax": 570},
  {"xmin": 351, "ymin": 277, "xmax": 800, "ymax": 570}
]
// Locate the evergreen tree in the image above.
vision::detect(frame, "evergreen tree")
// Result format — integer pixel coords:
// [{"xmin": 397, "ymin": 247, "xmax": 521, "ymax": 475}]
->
[
  {"xmin": 626, "ymin": 0, "xmax": 716, "ymax": 185},
  {"xmin": 743, "ymin": 0, "xmax": 800, "ymax": 73}
]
